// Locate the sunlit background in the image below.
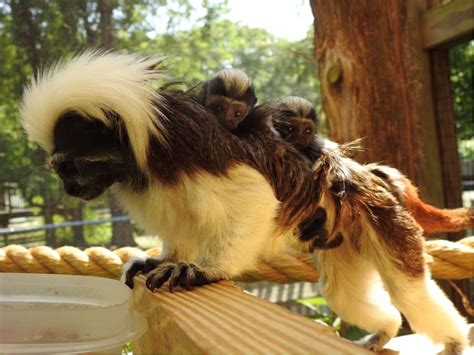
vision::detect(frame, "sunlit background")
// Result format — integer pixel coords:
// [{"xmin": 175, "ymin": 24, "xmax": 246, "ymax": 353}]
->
[
  {"xmin": 0, "ymin": 0, "xmax": 472, "ymax": 346},
  {"xmin": 0, "ymin": 0, "xmax": 472, "ymax": 249}
]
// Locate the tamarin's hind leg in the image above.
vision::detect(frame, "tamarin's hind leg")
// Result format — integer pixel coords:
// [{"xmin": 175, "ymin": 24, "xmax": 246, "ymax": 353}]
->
[
  {"xmin": 316, "ymin": 244, "xmax": 402, "ymax": 352},
  {"xmin": 382, "ymin": 272, "xmax": 468, "ymax": 354},
  {"xmin": 363, "ymin": 218, "xmax": 468, "ymax": 354}
]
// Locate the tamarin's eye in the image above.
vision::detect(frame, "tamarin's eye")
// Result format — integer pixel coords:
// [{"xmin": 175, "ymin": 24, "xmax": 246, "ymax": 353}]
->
[
  {"xmin": 288, "ymin": 126, "xmax": 294, "ymax": 132},
  {"xmin": 305, "ymin": 128, "xmax": 312, "ymax": 134},
  {"xmin": 235, "ymin": 111, "xmax": 242, "ymax": 117},
  {"xmin": 215, "ymin": 106, "xmax": 223, "ymax": 111}
]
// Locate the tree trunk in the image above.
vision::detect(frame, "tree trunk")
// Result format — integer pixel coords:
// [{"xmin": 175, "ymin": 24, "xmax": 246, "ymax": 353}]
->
[
  {"xmin": 310, "ymin": 0, "xmax": 445, "ymax": 205},
  {"xmin": 10, "ymin": 0, "xmax": 42, "ymax": 72},
  {"xmin": 97, "ymin": 0, "xmax": 115, "ymax": 48},
  {"xmin": 109, "ymin": 193, "xmax": 135, "ymax": 247}
]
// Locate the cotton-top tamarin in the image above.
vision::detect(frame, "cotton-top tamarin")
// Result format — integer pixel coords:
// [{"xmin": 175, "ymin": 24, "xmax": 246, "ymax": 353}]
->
[
  {"xmin": 196, "ymin": 68, "xmax": 257, "ymax": 131},
  {"xmin": 21, "ymin": 52, "xmax": 468, "ymax": 353}
]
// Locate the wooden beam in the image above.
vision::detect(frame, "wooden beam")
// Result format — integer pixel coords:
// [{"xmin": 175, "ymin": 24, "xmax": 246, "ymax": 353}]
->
[
  {"xmin": 422, "ymin": 0, "xmax": 474, "ymax": 48},
  {"xmin": 131, "ymin": 277, "xmax": 372, "ymax": 355}
]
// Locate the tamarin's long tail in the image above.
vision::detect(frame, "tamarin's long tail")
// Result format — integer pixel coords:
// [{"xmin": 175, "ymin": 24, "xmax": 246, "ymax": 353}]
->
[{"xmin": 403, "ymin": 178, "xmax": 474, "ymax": 233}]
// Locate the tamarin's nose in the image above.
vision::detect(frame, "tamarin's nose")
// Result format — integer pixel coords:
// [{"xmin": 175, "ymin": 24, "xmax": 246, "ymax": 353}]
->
[
  {"xmin": 50, "ymin": 154, "xmax": 79, "ymax": 178},
  {"xmin": 57, "ymin": 160, "xmax": 79, "ymax": 177}
]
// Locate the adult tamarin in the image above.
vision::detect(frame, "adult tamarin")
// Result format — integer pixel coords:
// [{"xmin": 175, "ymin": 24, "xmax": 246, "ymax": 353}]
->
[
  {"xmin": 21, "ymin": 52, "xmax": 468, "ymax": 353},
  {"xmin": 273, "ymin": 96, "xmax": 474, "ymax": 234}
]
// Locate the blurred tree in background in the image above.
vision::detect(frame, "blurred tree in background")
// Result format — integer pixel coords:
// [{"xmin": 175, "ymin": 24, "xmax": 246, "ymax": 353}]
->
[
  {"xmin": 450, "ymin": 41, "xmax": 473, "ymax": 160},
  {"xmin": 0, "ymin": 0, "xmax": 318, "ymax": 247}
]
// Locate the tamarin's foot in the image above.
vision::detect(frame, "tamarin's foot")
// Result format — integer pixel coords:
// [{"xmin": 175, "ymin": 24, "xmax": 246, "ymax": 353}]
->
[
  {"xmin": 145, "ymin": 261, "xmax": 215, "ymax": 292},
  {"xmin": 356, "ymin": 331, "xmax": 392, "ymax": 352},
  {"xmin": 439, "ymin": 341, "xmax": 465, "ymax": 355},
  {"xmin": 123, "ymin": 257, "xmax": 164, "ymax": 289}
]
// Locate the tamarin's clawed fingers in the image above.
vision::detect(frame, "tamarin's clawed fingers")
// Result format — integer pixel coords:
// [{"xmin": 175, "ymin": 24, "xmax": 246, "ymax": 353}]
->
[
  {"xmin": 122, "ymin": 257, "xmax": 165, "ymax": 289},
  {"xmin": 146, "ymin": 262, "xmax": 214, "ymax": 292}
]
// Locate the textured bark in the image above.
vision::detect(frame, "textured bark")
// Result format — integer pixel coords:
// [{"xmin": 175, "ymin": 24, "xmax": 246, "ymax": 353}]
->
[{"xmin": 311, "ymin": 0, "xmax": 432, "ymax": 192}]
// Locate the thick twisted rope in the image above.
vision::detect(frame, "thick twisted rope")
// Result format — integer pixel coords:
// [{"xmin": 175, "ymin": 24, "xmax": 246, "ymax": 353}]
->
[{"xmin": 1, "ymin": 238, "xmax": 473, "ymax": 282}]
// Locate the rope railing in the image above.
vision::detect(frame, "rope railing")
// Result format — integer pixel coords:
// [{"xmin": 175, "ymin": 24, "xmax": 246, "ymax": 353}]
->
[{"xmin": 0, "ymin": 237, "xmax": 473, "ymax": 282}]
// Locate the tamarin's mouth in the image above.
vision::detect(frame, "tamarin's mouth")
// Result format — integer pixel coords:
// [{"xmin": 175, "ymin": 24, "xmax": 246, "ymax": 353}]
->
[{"xmin": 62, "ymin": 179, "xmax": 108, "ymax": 201}]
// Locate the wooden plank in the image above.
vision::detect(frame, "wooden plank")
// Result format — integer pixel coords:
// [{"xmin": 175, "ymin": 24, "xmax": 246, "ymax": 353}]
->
[
  {"xmin": 422, "ymin": 0, "xmax": 474, "ymax": 48},
  {"xmin": 131, "ymin": 277, "xmax": 372, "ymax": 355}
]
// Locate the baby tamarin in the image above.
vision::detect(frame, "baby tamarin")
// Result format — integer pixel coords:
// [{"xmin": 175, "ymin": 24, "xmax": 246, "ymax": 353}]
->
[
  {"xmin": 197, "ymin": 68, "xmax": 258, "ymax": 131},
  {"xmin": 272, "ymin": 95, "xmax": 474, "ymax": 234}
]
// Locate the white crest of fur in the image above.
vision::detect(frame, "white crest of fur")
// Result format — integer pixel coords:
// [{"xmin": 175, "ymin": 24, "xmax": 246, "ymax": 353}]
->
[
  {"xmin": 277, "ymin": 96, "xmax": 314, "ymax": 116},
  {"xmin": 20, "ymin": 50, "xmax": 167, "ymax": 171},
  {"xmin": 218, "ymin": 69, "xmax": 252, "ymax": 97}
]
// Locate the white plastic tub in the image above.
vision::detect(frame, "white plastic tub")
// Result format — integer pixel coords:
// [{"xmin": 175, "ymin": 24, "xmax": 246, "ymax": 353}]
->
[{"xmin": 0, "ymin": 273, "xmax": 147, "ymax": 354}]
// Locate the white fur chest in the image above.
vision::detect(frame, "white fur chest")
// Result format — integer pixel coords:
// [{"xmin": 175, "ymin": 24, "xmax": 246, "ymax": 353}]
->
[{"xmin": 114, "ymin": 164, "xmax": 289, "ymax": 275}]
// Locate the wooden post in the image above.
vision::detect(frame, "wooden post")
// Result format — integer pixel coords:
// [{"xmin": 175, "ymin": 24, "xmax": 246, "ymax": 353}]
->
[{"xmin": 131, "ymin": 277, "xmax": 371, "ymax": 355}]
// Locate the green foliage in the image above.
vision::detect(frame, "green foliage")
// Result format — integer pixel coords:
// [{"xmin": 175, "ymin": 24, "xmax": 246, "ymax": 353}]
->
[
  {"xmin": 296, "ymin": 296, "xmax": 369, "ymax": 340},
  {"xmin": 122, "ymin": 342, "xmax": 132, "ymax": 354},
  {"xmin": 0, "ymin": 0, "xmax": 319, "ymax": 248},
  {"xmin": 450, "ymin": 41, "xmax": 473, "ymax": 159},
  {"xmin": 83, "ymin": 206, "xmax": 112, "ymax": 246},
  {"xmin": 52, "ymin": 214, "xmax": 73, "ymax": 245}
]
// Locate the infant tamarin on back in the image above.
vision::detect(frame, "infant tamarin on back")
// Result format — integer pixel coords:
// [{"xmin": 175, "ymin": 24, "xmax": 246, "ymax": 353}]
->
[
  {"xmin": 196, "ymin": 69, "xmax": 257, "ymax": 130},
  {"xmin": 272, "ymin": 96, "xmax": 474, "ymax": 234},
  {"xmin": 197, "ymin": 69, "xmax": 340, "ymax": 249}
]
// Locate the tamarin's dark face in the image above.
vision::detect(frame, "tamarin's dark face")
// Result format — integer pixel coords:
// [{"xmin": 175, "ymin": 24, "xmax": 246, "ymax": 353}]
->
[
  {"xmin": 273, "ymin": 96, "xmax": 317, "ymax": 149},
  {"xmin": 203, "ymin": 69, "xmax": 257, "ymax": 130},
  {"xmin": 50, "ymin": 112, "xmax": 145, "ymax": 201}
]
